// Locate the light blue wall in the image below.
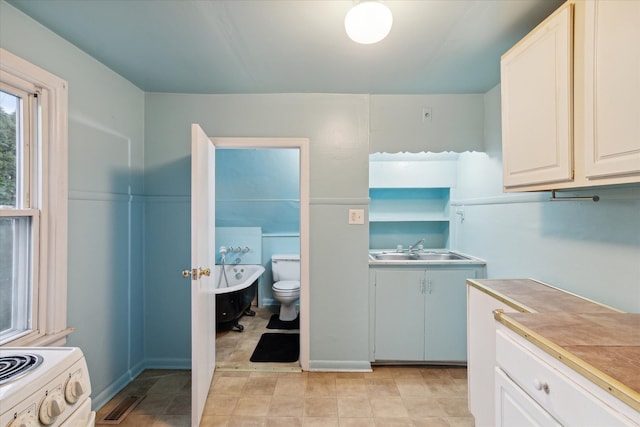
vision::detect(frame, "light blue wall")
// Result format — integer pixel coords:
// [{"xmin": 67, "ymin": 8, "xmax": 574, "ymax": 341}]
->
[
  {"xmin": 451, "ymin": 85, "xmax": 640, "ymax": 313},
  {"xmin": 144, "ymin": 93, "xmax": 371, "ymax": 370},
  {"xmin": 1, "ymin": 1, "xmax": 146, "ymax": 409}
]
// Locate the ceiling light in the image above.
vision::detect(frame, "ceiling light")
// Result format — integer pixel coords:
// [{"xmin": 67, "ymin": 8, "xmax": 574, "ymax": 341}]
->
[{"xmin": 345, "ymin": 1, "xmax": 393, "ymax": 45}]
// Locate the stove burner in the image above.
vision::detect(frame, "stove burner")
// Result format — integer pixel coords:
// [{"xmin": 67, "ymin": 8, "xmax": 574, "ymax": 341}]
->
[{"xmin": 0, "ymin": 353, "xmax": 43, "ymax": 385}]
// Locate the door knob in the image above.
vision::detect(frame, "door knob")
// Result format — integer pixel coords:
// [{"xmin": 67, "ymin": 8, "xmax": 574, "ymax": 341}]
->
[{"xmin": 199, "ymin": 267, "xmax": 211, "ymax": 277}]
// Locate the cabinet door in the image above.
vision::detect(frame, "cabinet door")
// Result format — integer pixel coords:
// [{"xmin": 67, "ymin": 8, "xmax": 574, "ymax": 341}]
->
[
  {"xmin": 584, "ymin": 0, "xmax": 640, "ymax": 179},
  {"xmin": 373, "ymin": 269, "xmax": 425, "ymax": 360},
  {"xmin": 424, "ymin": 269, "xmax": 473, "ymax": 362},
  {"xmin": 495, "ymin": 368, "xmax": 562, "ymax": 427},
  {"xmin": 501, "ymin": 3, "xmax": 573, "ymax": 188}
]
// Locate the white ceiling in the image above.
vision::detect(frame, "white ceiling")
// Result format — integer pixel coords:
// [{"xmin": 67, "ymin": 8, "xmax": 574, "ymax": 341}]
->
[{"xmin": 6, "ymin": 0, "xmax": 564, "ymax": 94}]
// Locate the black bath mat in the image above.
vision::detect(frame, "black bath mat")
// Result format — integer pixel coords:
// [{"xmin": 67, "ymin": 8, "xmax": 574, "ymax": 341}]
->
[
  {"xmin": 266, "ymin": 314, "xmax": 299, "ymax": 330},
  {"xmin": 250, "ymin": 333, "xmax": 299, "ymax": 363}
]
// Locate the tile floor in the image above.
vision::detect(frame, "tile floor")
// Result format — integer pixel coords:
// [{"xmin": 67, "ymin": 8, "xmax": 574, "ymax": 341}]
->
[{"xmin": 96, "ymin": 307, "xmax": 474, "ymax": 427}]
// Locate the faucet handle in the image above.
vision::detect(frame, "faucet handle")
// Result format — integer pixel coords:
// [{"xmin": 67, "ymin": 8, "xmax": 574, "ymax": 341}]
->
[{"xmin": 242, "ymin": 246, "xmax": 250, "ymax": 253}]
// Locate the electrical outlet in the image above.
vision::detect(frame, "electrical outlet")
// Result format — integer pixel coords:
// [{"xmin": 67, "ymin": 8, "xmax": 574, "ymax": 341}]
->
[{"xmin": 348, "ymin": 209, "xmax": 364, "ymax": 225}]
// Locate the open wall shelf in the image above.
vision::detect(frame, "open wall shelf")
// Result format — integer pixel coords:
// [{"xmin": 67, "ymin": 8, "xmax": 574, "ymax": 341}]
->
[
  {"xmin": 369, "ymin": 188, "xmax": 450, "ymax": 222},
  {"xmin": 369, "ymin": 188, "xmax": 451, "ymax": 249}
]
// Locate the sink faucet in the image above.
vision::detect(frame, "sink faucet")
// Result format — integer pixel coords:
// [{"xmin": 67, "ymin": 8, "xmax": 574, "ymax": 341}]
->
[{"xmin": 408, "ymin": 238, "xmax": 425, "ymax": 252}]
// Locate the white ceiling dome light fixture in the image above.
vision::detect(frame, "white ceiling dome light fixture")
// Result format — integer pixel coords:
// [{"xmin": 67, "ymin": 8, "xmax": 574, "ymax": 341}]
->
[{"xmin": 345, "ymin": 1, "xmax": 393, "ymax": 45}]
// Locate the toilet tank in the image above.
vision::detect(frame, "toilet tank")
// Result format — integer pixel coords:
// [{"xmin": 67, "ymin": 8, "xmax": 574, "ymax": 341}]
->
[{"xmin": 271, "ymin": 254, "xmax": 300, "ymax": 282}]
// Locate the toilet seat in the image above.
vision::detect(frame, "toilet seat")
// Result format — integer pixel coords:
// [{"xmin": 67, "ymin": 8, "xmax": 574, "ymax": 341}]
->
[{"xmin": 272, "ymin": 280, "xmax": 300, "ymax": 292}]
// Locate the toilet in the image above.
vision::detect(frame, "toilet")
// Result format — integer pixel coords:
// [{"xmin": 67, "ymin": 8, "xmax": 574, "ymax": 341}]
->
[{"xmin": 271, "ymin": 254, "xmax": 300, "ymax": 321}]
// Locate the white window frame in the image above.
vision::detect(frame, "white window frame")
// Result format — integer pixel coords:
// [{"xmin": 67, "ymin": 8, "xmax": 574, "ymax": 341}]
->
[{"xmin": 0, "ymin": 48, "xmax": 69, "ymax": 346}]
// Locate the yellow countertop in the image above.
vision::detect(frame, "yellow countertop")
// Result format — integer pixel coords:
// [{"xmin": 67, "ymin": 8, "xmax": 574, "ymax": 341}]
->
[{"xmin": 468, "ymin": 278, "xmax": 639, "ymax": 414}]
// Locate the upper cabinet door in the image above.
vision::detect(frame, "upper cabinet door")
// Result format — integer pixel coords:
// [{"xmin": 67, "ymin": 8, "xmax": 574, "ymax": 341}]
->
[
  {"xmin": 501, "ymin": 3, "xmax": 573, "ymax": 188},
  {"xmin": 584, "ymin": 0, "xmax": 640, "ymax": 179}
]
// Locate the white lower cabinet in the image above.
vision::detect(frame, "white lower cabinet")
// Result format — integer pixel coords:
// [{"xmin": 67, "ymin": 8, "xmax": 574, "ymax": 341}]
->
[
  {"xmin": 496, "ymin": 324, "xmax": 637, "ymax": 426},
  {"xmin": 467, "ymin": 285, "xmax": 519, "ymax": 427},
  {"xmin": 372, "ymin": 268, "xmax": 478, "ymax": 362}
]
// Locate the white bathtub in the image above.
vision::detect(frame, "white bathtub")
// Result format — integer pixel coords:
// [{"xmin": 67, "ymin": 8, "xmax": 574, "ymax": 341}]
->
[{"xmin": 214, "ymin": 264, "xmax": 265, "ymax": 294}]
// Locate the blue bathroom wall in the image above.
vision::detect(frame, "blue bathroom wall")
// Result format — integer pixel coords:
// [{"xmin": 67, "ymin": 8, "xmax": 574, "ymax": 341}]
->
[
  {"xmin": 216, "ymin": 148, "xmax": 300, "ymax": 234},
  {"xmin": 451, "ymin": 85, "xmax": 640, "ymax": 313},
  {"xmin": 1, "ymin": 2, "xmax": 146, "ymax": 410},
  {"xmin": 215, "ymin": 227, "xmax": 262, "ymax": 265}
]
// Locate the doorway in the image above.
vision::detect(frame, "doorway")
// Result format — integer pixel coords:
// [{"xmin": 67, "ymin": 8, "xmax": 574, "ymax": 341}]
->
[{"xmin": 212, "ymin": 137, "xmax": 310, "ymax": 371}]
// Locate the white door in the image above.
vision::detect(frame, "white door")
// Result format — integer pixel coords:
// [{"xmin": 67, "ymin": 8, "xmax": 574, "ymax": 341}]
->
[{"xmin": 189, "ymin": 124, "xmax": 216, "ymax": 427}]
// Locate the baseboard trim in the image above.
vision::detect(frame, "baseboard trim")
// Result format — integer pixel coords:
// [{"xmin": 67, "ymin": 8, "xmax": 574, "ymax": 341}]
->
[{"xmin": 308, "ymin": 360, "xmax": 372, "ymax": 372}]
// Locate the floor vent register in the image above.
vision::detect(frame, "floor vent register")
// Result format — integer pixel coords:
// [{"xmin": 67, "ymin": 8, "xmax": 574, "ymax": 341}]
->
[{"xmin": 96, "ymin": 395, "xmax": 145, "ymax": 425}]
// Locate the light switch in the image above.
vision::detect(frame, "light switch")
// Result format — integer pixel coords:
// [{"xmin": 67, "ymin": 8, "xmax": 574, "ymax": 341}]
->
[{"xmin": 348, "ymin": 209, "xmax": 365, "ymax": 225}]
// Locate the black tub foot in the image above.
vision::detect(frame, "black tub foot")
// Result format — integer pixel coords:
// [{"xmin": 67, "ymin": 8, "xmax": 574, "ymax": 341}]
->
[
  {"xmin": 244, "ymin": 309, "xmax": 256, "ymax": 317},
  {"xmin": 233, "ymin": 321, "xmax": 244, "ymax": 332}
]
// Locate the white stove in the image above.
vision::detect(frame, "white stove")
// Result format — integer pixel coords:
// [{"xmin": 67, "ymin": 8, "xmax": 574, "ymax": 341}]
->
[{"xmin": 0, "ymin": 347, "xmax": 95, "ymax": 427}]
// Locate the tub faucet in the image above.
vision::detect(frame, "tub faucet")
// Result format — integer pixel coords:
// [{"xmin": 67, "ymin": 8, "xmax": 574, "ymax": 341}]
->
[{"xmin": 408, "ymin": 238, "xmax": 425, "ymax": 252}]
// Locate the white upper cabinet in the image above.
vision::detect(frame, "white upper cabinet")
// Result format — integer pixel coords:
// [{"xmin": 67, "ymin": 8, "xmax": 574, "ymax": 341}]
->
[
  {"xmin": 583, "ymin": 0, "xmax": 640, "ymax": 179},
  {"xmin": 500, "ymin": 4, "xmax": 573, "ymax": 187},
  {"xmin": 501, "ymin": 0, "xmax": 640, "ymax": 191},
  {"xmin": 501, "ymin": 3, "xmax": 573, "ymax": 188}
]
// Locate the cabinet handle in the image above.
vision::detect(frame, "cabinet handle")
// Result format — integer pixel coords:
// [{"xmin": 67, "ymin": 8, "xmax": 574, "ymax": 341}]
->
[{"xmin": 533, "ymin": 379, "xmax": 550, "ymax": 394}]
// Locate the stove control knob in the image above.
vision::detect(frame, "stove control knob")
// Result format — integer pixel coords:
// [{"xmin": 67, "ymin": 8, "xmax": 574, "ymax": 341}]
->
[
  {"xmin": 8, "ymin": 412, "xmax": 38, "ymax": 427},
  {"xmin": 39, "ymin": 391, "xmax": 67, "ymax": 425},
  {"xmin": 65, "ymin": 373, "xmax": 85, "ymax": 404}
]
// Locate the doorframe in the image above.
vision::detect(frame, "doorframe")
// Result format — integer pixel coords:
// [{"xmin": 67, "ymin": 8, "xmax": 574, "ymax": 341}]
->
[{"xmin": 212, "ymin": 137, "xmax": 310, "ymax": 371}]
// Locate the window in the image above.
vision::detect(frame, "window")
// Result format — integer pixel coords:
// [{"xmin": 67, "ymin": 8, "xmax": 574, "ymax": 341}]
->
[{"xmin": 0, "ymin": 49, "xmax": 68, "ymax": 346}]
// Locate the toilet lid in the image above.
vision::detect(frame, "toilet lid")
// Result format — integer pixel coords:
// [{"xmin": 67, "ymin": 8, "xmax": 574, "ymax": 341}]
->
[{"xmin": 273, "ymin": 280, "xmax": 300, "ymax": 291}]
